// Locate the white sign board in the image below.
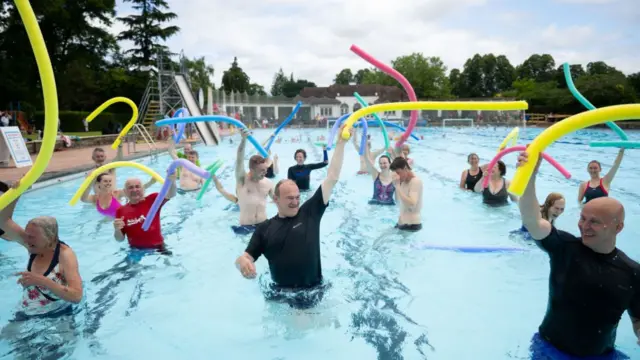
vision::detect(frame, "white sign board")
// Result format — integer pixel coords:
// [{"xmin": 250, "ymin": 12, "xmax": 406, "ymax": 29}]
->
[{"xmin": 0, "ymin": 127, "xmax": 33, "ymax": 168}]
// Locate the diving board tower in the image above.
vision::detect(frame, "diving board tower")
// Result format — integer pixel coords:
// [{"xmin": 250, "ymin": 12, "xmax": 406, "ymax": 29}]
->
[{"xmin": 136, "ymin": 50, "xmax": 220, "ymax": 145}]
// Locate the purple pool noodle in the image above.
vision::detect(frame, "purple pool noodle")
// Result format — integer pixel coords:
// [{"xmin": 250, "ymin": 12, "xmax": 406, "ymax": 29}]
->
[
  {"xmin": 172, "ymin": 108, "xmax": 189, "ymax": 143},
  {"xmin": 327, "ymin": 113, "xmax": 367, "ymax": 154},
  {"xmin": 413, "ymin": 244, "xmax": 528, "ymax": 253},
  {"xmin": 142, "ymin": 159, "xmax": 211, "ymax": 231}
]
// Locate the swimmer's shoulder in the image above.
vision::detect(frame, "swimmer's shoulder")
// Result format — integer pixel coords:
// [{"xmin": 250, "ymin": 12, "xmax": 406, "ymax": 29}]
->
[{"xmin": 613, "ymin": 249, "xmax": 640, "ymax": 275}]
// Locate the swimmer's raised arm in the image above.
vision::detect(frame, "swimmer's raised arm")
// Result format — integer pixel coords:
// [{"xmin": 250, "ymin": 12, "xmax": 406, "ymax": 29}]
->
[
  {"xmin": 577, "ymin": 182, "xmax": 587, "ymax": 205},
  {"xmin": 321, "ymin": 127, "xmax": 349, "ymax": 204},
  {"xmin": 506, "ymin": 180, "xmax": 519, "ymax": 203},
  {"xmin": 517, "ymin": 151, "xmax": 551, "ymax": 240},
  {"xmin": 214, "ymin": 176, "xmax": 238, "ymax": 203},
  {"xmin": 473, "ymin": 167, "xmax": 488, "ymax": 193},
  {"xmin": 80, "ymin": 177, "xmax": 98, "ymax": 204},
  {"xmin": 235, "ymin": 129, "xmax": 249, "ymax": 184},
  {"xmin": 0, "ymin": 181, "xmax": 26, "ymax": 246},
  {"xmin": 364, "ymin": 142, "xmax": 379, "ymax": 180},
  {"xmin": 165, "ymin": 173, "xmax": 177, "ymax": 199},
  {"xmin": 167, "ymin": 140, "xmax": 179, "ymax": 160},
  {"xmin": 603, "ymin": 148, "xmax": 624, "ymax": 187},
  {"xmin": 272, "ymin": 154, "xmax": 279, "ymax": 175}
]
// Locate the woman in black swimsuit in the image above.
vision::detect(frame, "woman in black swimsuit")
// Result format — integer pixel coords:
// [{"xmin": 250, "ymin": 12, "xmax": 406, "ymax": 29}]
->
[
  {"xmin": 459, "ymin": 153, "xmax": 486, "ymax": 191},
  {"xmin": 473, "ymin": 160, "xmax": 518, "ymax": 206},
  {"xmin": 578, "ymin": 149, "xmax": 624, "ymax": 204}
]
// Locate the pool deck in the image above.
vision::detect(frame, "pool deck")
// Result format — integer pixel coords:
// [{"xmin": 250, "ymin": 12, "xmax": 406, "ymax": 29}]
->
[{"xmin": 0, "ymin": 141, "xmax": 176, "ymax": 183}]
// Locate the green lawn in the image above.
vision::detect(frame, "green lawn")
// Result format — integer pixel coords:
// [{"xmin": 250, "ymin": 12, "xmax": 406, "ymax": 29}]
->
[{"xmin": 23, "ymin": 131, "xmax": 102, "ymax": 141}]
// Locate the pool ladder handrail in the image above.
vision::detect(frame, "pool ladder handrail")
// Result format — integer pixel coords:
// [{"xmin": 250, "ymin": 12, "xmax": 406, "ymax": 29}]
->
[{"xmin": 126, "ymin": 124, "xmax": 159, "ymax": 160}]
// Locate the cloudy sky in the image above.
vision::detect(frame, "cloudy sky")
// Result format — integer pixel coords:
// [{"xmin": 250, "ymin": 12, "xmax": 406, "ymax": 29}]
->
[{"xmin": 111, "ymin": 0, "xmax": 639, "ymax": 91}]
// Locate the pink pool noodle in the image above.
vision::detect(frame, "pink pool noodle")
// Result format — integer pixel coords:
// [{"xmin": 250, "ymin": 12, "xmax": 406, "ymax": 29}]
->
[
  {"xmin": 482, "ymin": 145, "xmax": 571, "ymax": 188},
  {"xmin": 350, "ymin": 45, "xmax": 418, "ymax": 148}
]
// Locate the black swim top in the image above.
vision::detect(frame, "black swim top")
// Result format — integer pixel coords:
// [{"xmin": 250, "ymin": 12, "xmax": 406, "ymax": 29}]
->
[
  {"xmin": 482, "ymin": 178, "xmax": 508, "ymax": 206},
  {"xmin": 0, "ymin": 227, "xmax": 4, "ymax": 237},
  {"xmin": 464, "ymin": 168, "xmax": 482, "ymax": 190},
  {"xmin": 536, "ymin": 226, "xmax": 640, "ymax": 357},
  {"xmin": 265, "ymin": 164, "xmax": 275, "ymax": 179},
  {"xmin": 583, "ymin": 178, "xmax": 608, "ymax": 203}
]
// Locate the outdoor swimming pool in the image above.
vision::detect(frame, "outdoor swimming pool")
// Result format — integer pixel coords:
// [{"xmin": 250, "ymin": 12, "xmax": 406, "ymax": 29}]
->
[{"xmin": 1, "ymin": 126, "xmax": 640, "ymax": 359}]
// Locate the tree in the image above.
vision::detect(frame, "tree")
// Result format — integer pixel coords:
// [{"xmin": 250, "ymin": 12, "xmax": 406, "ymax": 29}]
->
[
  {"xmin": 0, "ymin": 0, "xmax": 119, "ymax": 110},
  {"xmin": 270, "ymin": 68, "xmax": 288, "ymax": 96},
  {"xmin": 248, "ymin": 83, "xmax": 266, "ymax": 96},
  {"xmin": 184, "ymin": 56, "xmax": 214, "ymax": 91},
  {"xmin": 117, "ymin": 0, "xmax": 180, "ymax": 68},
  {"xmin": 554, "ymin": 64, "xmax": 585, "ymax": 89},
  {"xmin": 354, "ymin": 69, "xmax": 371, "ymax": 84},
  {"xmin": 449, "ymin": 69, "xmax": 463, "ymax": 97},
  {"xmin": 282, "ymin": 75, "xmax": 316, "ymax": 98},
  {"xmin": 221, "ymin": 57, "xmax": 250, "ymax": 94},
  {"xmin": 334, "ymin": 69, "xmax": 354, "ymax": 85},
  {"xmin": 628, "ymin": 72, "xmax": 640, "ymax": 98},
  {"xmin": 361, "ymin": 53, "xmax": 450, "ymax": 99},
  {"xmin": 516, "ymin": 54, "xmax": 556, "ymax": 82}
]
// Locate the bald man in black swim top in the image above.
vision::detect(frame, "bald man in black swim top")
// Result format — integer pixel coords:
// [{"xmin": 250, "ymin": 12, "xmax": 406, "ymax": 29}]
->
[
  {"xmin": 234, "ymin": 127, "xmax": 349, "ymax": 309},
  {"xmin": 517, "ymin": 150, "xmax": 640, "ymax": 358}
]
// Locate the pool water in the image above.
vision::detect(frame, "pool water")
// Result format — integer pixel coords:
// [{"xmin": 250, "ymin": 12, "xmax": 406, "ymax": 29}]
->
[{"xmin": 2, "ymin": 127, "xmax": 640, "ymax": 359}]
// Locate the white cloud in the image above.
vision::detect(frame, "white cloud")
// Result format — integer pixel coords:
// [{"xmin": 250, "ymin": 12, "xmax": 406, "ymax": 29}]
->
[{"xmin": 106, "ymin": 0, "xmax": 638, "ymax": 92}]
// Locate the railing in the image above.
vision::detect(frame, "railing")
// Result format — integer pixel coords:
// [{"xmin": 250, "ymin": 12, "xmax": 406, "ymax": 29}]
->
[{"xmin": 126, "ymin": 124, "xmax": 158, "ymax": 157}]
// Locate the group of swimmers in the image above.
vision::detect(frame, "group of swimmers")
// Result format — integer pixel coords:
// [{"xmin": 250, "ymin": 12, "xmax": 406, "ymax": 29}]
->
[{"xmin": 1, "ymin": 126, "xmax": 638, "ymax": 358}]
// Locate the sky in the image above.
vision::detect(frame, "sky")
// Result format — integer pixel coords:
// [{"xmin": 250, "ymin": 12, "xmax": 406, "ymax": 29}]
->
[{"xmin": 109, "ymin": 0, "xmax": 639, "ymax": 92}]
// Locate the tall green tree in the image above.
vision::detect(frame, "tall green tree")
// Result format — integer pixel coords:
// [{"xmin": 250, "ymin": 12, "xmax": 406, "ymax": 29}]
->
[
  {"xmin": 184, "ymin": 56, "xmax": 215, "ymax": 91},
  {"xmin": 354, "ymin": 69, "xmax": 371, "ymax": 84},
  {"xmin": 270, "ymin": 68, "xmax": 288, "ymax": 96},
  {"xmin": 221, "ymin": 57, "xmax": 250, "ymax": 94},
  {"xmin": 282, "ymin": 74, "xmax": 316, "ymax": 97},
  {"xmin": 516, "ymin": 54, "xmax": 556, "ymax": 82},
  {"xmin": 247, "ymin": 83, "xmax": 267, "ymax": 96},
  {"xmin": 117, "ymin": 0, "xmax": 180, "ymax": 68},
  {"xmin": 333, "ymin": 69, "xmax": 354, "ymax": 85},
  {"xmin": 0, "ymin": 0, "xmax": 118, "ymax": 110}
]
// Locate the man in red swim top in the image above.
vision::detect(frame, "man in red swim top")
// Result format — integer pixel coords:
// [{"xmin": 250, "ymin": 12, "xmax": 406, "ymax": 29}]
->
[{"xmin": 113, "ymin": 175, "xmax": 177, "ymax": 249}]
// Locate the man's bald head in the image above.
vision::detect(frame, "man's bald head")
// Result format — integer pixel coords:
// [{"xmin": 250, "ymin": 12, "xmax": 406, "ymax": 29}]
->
[
  {"xmin": 124, "ymin": 178, "xmax": 142, "ymax": 188},
  {"xmin": 274, "ymin": 179, "xmax": 300, "ymax": 217},
  {"xmin": 584, "ymin": 197, "xmax": 625, "ymax": 224},
  {"xmin": 123, "ymin": 178, "xmax": 145, "ymax": 203}
]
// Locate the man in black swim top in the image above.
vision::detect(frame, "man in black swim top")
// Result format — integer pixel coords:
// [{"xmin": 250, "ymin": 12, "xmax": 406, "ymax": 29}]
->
[
  {"xmin": 517, "ymin": 150, "xmax": 640, "ymax": 357},
  {"xmin": 234, "ymin": 127, "xmax": 349, "ymax": 296},
  {"xmin": 287, "ymin": 147, "xmax": 328, "ymax": 190}
]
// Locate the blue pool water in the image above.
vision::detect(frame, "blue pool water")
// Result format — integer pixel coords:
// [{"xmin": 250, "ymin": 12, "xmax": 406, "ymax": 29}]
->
[{"xmin": 2, "ymin": 126, "xmax": 640, "ymax": 359}]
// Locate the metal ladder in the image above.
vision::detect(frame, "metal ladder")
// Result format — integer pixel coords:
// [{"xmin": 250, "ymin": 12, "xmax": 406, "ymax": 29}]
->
[{"xmin": 126, "ymin": 124, "xmax": 159, "ymax": 161}]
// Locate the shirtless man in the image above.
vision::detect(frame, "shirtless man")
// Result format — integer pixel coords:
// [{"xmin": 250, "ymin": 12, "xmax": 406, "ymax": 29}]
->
[
  {"xmin": 389, "ymin": 157, "xmax": 423, "ymax": 231},
  {"xmin": 168, "ymin": 141, "xmax": 203, "ymax": 192},
  {"xmin": 234, "ymin": 128, "xmax": 274, "ymax": 235}
]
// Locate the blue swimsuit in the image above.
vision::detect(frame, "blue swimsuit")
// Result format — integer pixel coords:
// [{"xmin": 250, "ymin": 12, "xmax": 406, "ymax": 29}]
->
[{"xmin": 369, "ymin": 176, "xmax": 395, "ymax": 205}]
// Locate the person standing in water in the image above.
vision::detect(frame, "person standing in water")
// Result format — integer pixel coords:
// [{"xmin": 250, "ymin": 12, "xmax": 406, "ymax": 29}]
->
[
  {"xmin": 389, "ymin": 157, "xmax": 423, "ymax": 231},
  {"xmin": 473, "ymin": 161, "xmax": 518, "ymax": 206},
  {"xmin": 233, "ymin": 128, "xmax": 274, "ymax": 234},
  {"xmin": 363, "ymin": 142, "xmax": 395, "ymax": 205},
  {"xmin": 0, "ymin": 185, "xmax": 83, "ymax": 317},
  {"xmin": 460, "ymin": 153, "xmax": 485, "ymax": 191},
  {"xmin": 234, "ymin": 126, "xmax": 350, "ymax": 309},
  {"xmin": 578, "ymin": 149, "xmax": 624, "ymax": 204},
  {"xmin": 287, "ymin": 147, "xmax": 328, "ymax": 191},
  {"xmin": 113, "ymin": 175, "xmax": 177, "ymax": 251},
  {"xmin": 517, "ymin": 192, "xmax": 565, "ymax": 238},
  {"xmin": 516, "ymin": 149, "xmax": 640, "ymax": 358},
  {"xmin": 80, "ymin": 173, "xmax": 156, "ymax": 217},
  {"xmin": 168, "ymin": 141, "xmax": 203, "ymax": 192}
]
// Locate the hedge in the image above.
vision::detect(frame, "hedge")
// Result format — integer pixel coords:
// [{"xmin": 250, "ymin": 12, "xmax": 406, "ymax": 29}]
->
[{"xmin": 33, "ymin": 111, "xmax": 133, "ymax": 133}]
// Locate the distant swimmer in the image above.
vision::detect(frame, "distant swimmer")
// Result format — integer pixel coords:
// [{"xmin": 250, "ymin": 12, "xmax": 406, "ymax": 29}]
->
[
  {"xmin": 234, "ymin": 126, "xmax": 349, "ymax": 309},
  {"xmin": 169, "ymin": 141, "xmax": 203, "ymax": 192},
  {"xmin": 113, "ymin": 175, "xmax": 177, "ymax": 251},
  {"xmin": 389, "ymin": 157, "xmax": 423, "ymax": 231},
  {"xmin": 80, "ymin": 173, "xmax": 155, "ymax": 217},
  {"xmin": 89, "ymin": 146, "xmax": 124, "ymax": 191},
  {"xmin": 473, "ymin": 161, "xmax": 518, "ymax": 206},
  {"xmin": 363, "ymin": 142, "xmax": 395, "ymax": 205},
  {"xmin": 578, "ymin": 149, "xmax": 624, "ymax": 205},
  {"xmin": 287, "ymin": 147, "xmax": 328, "ymax": 191},
  {"xmin": 460, "ymin": 153, "xmax": 486, "ymax": 191},
  {"xmin": 517, "ymin": 150, "xmax": 639, "ymax": 359},
  {"xmin": 233, "ymin": 128, "xmax": 274, "ymax": 235}
]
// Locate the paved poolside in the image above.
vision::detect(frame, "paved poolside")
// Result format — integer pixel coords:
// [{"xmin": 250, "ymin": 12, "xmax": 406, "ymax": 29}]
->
[{"xmin": 0, "ymin": 141, "xmax": 175, "ymax": 183}]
